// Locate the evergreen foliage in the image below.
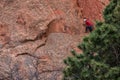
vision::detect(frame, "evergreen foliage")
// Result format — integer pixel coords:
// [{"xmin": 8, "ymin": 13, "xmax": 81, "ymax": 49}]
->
[{"xmin": 63, "ymin": 0, "xmax": 120, "ymax": 80}]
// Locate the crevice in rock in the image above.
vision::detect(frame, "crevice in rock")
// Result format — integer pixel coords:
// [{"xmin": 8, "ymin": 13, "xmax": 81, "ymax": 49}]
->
[
  {"xmin": 15, "ymin": 41, "xmax": 46, "ymax": 57},
  {"xmin": 15, "ymin": 52, "xmax": 40, "ymax": 59},
  {"xmin": 101, "ymin": 2, "xmax": 106, "ymax": 6},
  {"xmin": 34, "ymin": 39, "xmax": 47, "ymax": 52},
  {"xmin": 19, "ymin": 19, "xmax": 50, "ymax": 44},
  {"xmin": 20, "ymin": 30, "xmax": 47, "ymax": 43}
]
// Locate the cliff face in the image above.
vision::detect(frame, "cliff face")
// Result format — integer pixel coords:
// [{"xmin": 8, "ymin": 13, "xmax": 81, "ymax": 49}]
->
[
  {"xmin": 78, "ymin": 0, "xmax": 109, "ymax": 20},
  {"xmin": 0, "ymin": 0, "xmax": 109, "ymax": 79}
]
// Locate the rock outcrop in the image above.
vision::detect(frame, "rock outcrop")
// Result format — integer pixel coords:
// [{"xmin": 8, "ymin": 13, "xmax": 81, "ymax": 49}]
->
[{"xmin": 0, "ymin": 0, "xmax": 109, "ymax": 80}]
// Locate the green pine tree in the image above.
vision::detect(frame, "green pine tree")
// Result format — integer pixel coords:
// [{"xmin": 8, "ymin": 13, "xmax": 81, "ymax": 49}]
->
[{"xmin": 63, "ymin": 0, "xmax": 120, "ymax": 80}]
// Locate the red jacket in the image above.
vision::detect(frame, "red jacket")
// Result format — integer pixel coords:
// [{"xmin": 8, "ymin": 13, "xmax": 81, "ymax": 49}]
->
[{"xmin": 85, "ymin": 20, "xmax": 93, "ymax": 26}]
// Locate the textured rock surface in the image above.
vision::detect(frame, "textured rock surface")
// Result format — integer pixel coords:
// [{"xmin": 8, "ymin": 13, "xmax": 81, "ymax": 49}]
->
[
  {"xmin": 78, "ymin": 0, "xmax": 109, "ymax": 21},
  {"xmin": 0, "ymin": 0, "xmax": 109, "ymax": 79}
]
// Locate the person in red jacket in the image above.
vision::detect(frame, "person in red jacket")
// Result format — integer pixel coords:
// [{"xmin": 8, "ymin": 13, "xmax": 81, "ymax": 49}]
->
[{"xmin": 83, "ymin": 18, "xmax": 93, "ymax": 33}]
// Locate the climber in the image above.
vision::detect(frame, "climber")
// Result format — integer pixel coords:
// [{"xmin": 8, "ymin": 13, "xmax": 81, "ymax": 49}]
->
[{"xmin": 83, "ymin": 18, "xmax": 93, "ymax": 33}]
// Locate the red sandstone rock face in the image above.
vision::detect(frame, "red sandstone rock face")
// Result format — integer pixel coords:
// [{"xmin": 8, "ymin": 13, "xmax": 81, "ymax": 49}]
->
[
  {"xmin": 77, "ymin": 0, "xmax": 109, "ymax": 21},
  {"xmin": 0, "ymin": 0, "xmax": 109, "ymax": 79}
]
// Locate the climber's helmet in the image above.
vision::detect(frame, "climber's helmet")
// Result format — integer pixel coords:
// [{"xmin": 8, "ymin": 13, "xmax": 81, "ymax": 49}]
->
[{"xmin": 83, "ymin": 18, "xmax": 87, "ymax": 22}]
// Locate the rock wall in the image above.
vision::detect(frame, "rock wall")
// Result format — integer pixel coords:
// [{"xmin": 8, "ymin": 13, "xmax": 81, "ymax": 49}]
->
[
  {"xmin": 78, "ymin": 0, "xmax": 109, "ymax": 21},
  {"xmin": 0, "ymin": 0, "xmax": 109, "ymax": 80}
]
